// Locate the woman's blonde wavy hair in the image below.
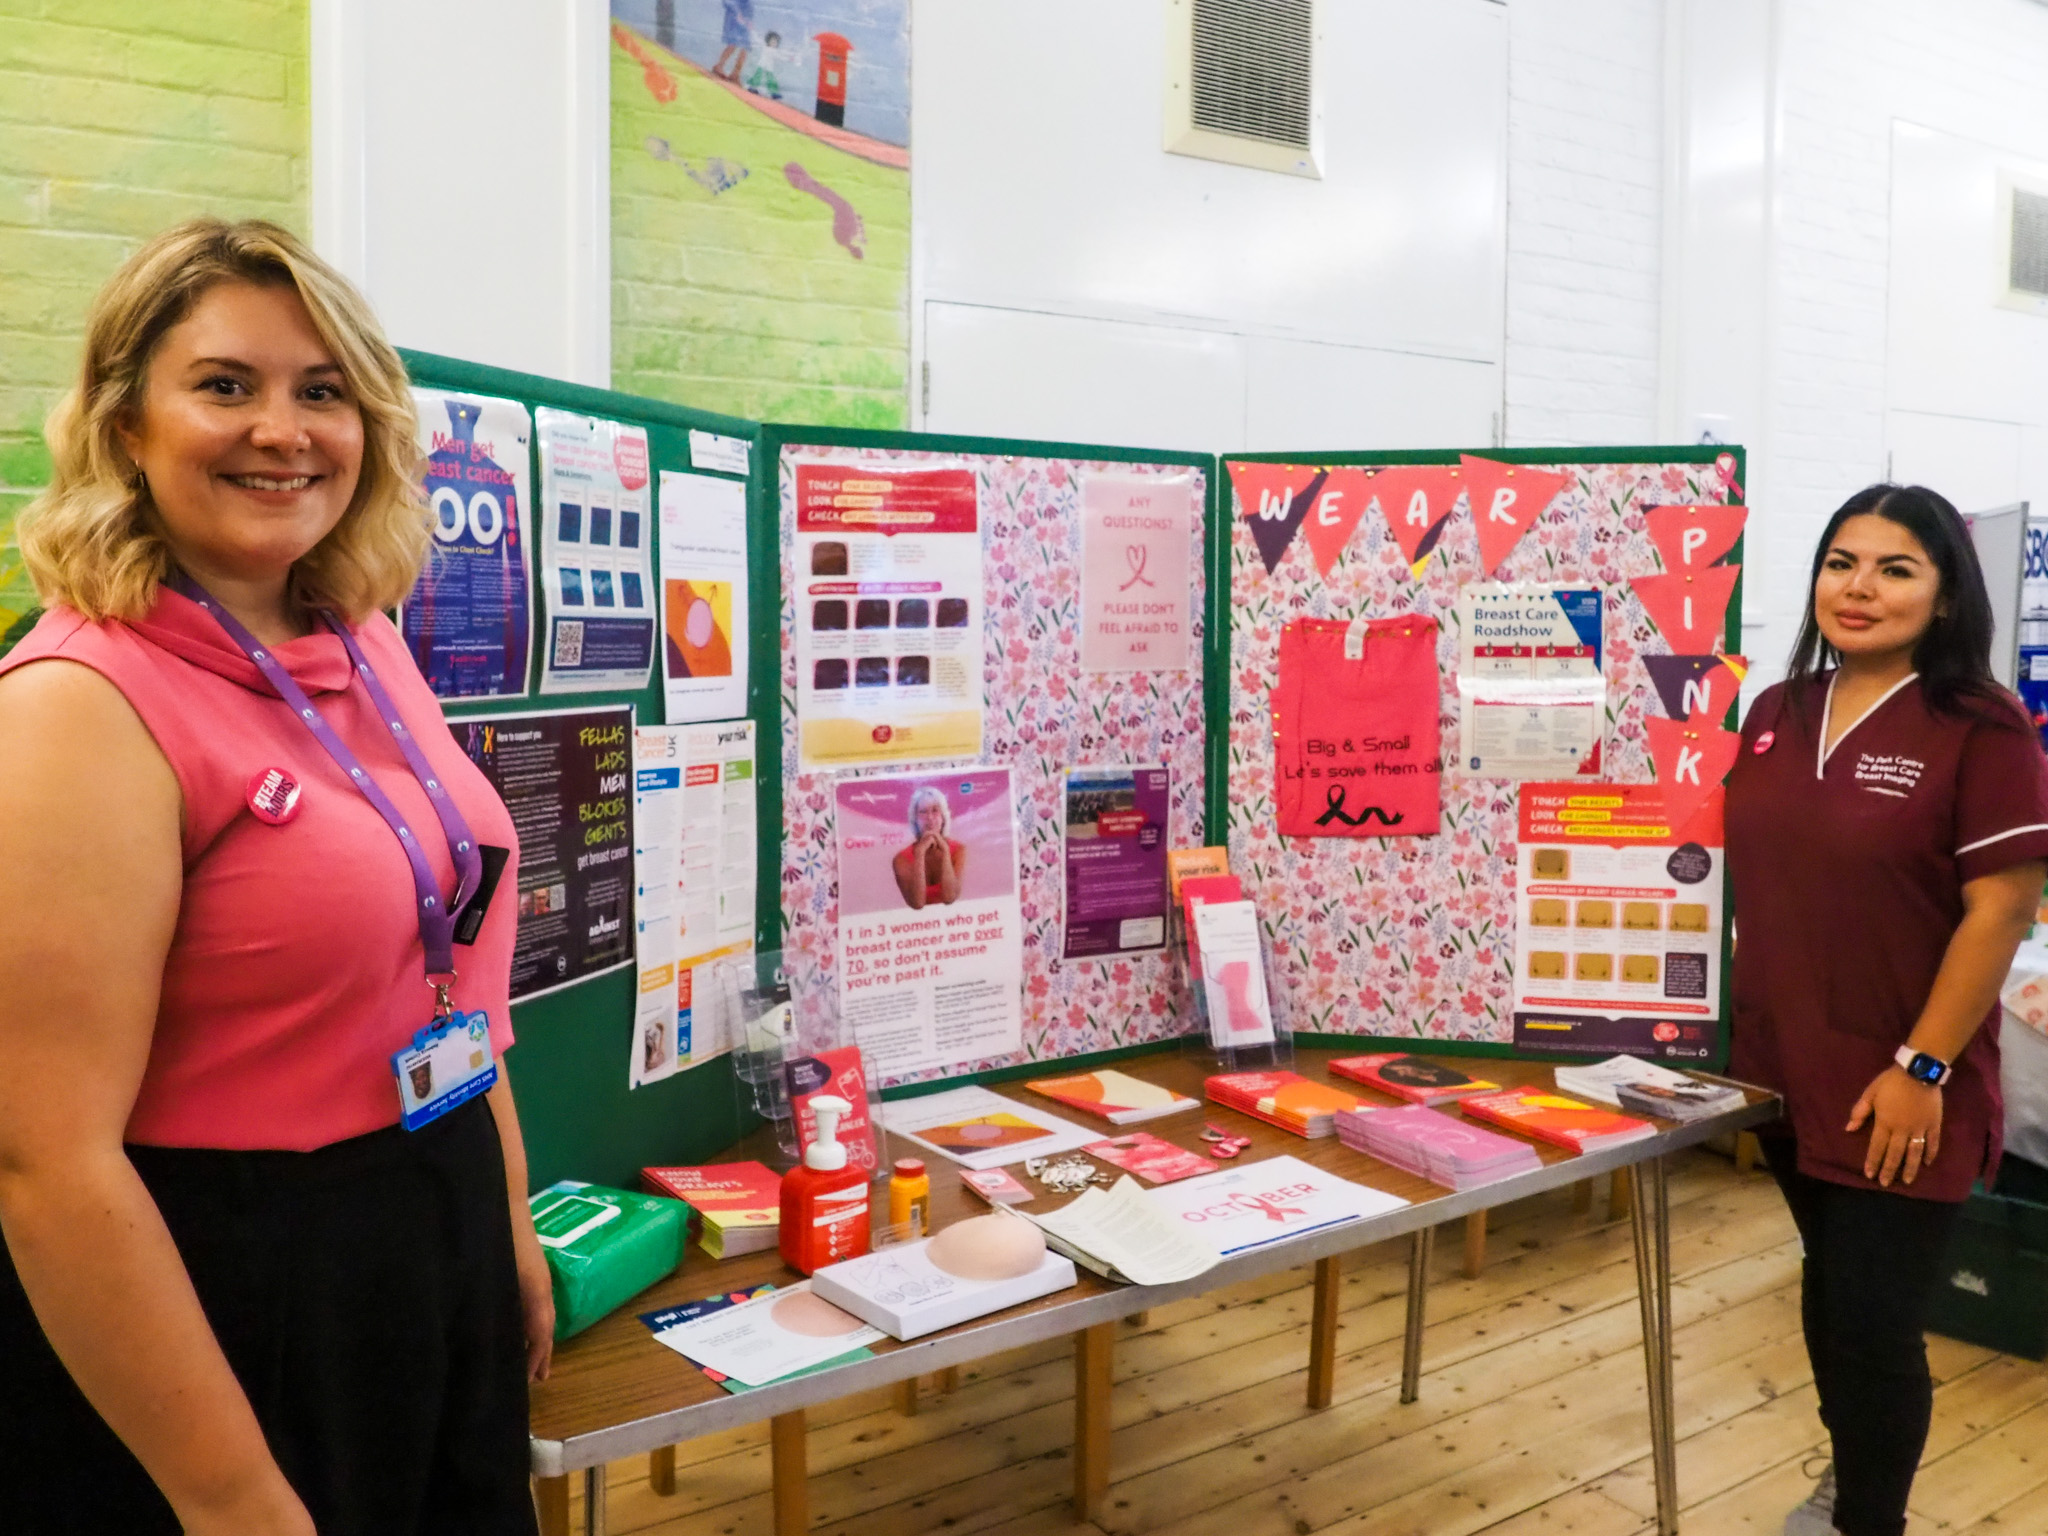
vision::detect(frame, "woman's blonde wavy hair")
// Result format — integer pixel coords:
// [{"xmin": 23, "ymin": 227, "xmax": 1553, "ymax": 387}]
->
[{"xmin": 17, "ymin": 217, "xmax": 428, "ymax": 623}]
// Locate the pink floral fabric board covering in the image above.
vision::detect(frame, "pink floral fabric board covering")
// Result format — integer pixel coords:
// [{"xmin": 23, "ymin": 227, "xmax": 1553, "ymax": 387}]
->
[
  {"xmin": 1225, "ymin": 455, "xmax": 1738, "ymax": 1043},
  {"xmin": 778, "ymin": 442, "xmax": 1211, "ymax": 1088}
]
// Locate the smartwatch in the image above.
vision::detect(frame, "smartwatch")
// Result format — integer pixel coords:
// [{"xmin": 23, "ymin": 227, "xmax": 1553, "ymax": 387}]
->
[{"xmin": 1895, "ymin": 1045, "xmax": 1951, "ymax": 1087}]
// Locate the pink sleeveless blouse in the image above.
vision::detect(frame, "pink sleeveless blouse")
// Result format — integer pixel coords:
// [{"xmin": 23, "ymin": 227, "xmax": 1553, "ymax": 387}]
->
[{"xmin": 0, "ymin": 590, "xmax": 519, "ymax": 1150}]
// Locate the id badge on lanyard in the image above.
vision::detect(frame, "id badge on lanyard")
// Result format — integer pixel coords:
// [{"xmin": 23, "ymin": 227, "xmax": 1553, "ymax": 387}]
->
[{"xmin": 172, "ymin": 575, "xmax": 494, "ymax": 1131}]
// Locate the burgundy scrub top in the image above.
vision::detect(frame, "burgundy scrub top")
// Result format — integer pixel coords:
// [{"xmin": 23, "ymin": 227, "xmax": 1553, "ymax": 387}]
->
[{"xmin": 1726, "ymin": 672, "xmax": 2048, "ymax": 1201}]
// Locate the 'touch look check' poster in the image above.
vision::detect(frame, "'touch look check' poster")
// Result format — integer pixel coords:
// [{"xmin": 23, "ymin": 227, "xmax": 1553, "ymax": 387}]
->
[
  {"xmin": 794, "ymin": 464, "xmax": 985, "ymax": 771},
  {"xmin": 1512, "ymin": 781, "xmax": 1724, "ymax": 1062},
  {"xmin": 834, "ymin": 768, "xmax": 1023, "ymax": 1080}
]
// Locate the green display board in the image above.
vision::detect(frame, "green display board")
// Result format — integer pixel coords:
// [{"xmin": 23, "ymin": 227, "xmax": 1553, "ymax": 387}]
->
[{"xmin": 402, "ymin": 349, "xmax": 772, "ymax": 1189}]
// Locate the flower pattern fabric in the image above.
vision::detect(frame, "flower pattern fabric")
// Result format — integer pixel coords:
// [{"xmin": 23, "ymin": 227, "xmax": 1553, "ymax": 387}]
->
[
  {"xmin": 778, "ymin": 445, "xmax": 1210, "ymax": 1088},
  {"xmin": 1226, "ymin": 460, "xmax": 1735, "ymax": 1042}
]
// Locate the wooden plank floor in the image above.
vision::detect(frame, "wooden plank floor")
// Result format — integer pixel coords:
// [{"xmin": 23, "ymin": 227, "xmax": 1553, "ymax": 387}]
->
[{"xmin": 560, "ymin": 1148, "xmax": 2048, "ymax": 1535}]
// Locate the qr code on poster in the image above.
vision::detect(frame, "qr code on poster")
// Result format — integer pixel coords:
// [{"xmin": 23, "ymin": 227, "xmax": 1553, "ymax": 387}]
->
[{"xmin": 553, "ymin": 620, "xmax": 584, "ymax": 667}]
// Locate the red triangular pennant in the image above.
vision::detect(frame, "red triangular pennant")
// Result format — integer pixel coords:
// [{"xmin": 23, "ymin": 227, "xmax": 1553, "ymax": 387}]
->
[
  {"xmin": 1228, "ymin": 461, "xmax": 1321, "ymax": 575},
  {"xmin": 1297, "ymin": 467, "xmax": 1378, "ymax": 576},
  {"xmin": 1630, "ymin": 565, "xmax": 1741, "ymax": 652},
  {"xmin": 1645, "ymin": 714, "xmax": 1741, "ymax": 838},
  {"xmin": 1460, "ymin": 456, "xmax": 1570, "ymax": 577},
  {"xmin": 1646, "ymin": 504, "xmax": 1748, "ymax": 574},
  {"xmin": 1368, "ymin": 465, "xmax": 1464, "ymax": 575}
]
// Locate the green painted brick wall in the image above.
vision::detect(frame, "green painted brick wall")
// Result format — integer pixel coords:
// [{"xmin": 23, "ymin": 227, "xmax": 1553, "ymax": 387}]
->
[{"xmin": 0, "ymin": 0, "xmax": 309, "ymax": 651}]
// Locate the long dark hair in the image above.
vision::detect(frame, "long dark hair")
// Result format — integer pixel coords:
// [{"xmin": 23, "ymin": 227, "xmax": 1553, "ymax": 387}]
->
[{"xmin": 1786, "ymin": 483, "xmax": 2020, "ymax": 724}]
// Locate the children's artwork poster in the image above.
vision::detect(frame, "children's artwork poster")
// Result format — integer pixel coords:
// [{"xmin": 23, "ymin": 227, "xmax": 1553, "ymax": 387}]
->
[
  {"xmin": 779, "ymin": 446, "xmax": 1211, "ymax": 1089},
  {"xmin": 452, "ymin": 706, "xmax": 635, "ymax": 1002},
  {"xmin": 1078, "ymin": 473, "xmax": 1193, "ymax": 672},
  {"xmin": 1061, "ymin": 766, "xmax": 1171, "ymax": 960},
  {"xmin": 1511, "ymin": 781, "xmax": 1724, "ymax": 1062},
  {"xmin": 536, "ymin": 408, "xmax": 657, "ymax": 694},
  {"xmin": 401, "ymin": 390, "xmax": 534, "ymax": 699},
  {"xmin": 630, "ymin": 721, "xmax": 758, "ymax": 1086},
  {"xmin": 792, "ymin": 461, "xmax": 985, "ymax": 771},
  {"xmin": 2019, "ymin": 516, "xmax": 2048, "ymax": 745},
  {"xmin": 1454, "ymin": 584, "xmax": 1606, "ymax": 779},
  {"xmin": 659, "ymin": 469, "xmax": 749, "ymax": 724},
  {"xmin": 833, "ymin": 768, "xmax": 1023, "ymax": 1079},
  {"xmin": 1225, "ymin": 455, "xmax": 1740, "ymax": 1044}
]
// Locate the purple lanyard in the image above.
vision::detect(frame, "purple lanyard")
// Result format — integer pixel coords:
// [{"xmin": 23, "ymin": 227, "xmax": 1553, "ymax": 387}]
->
[{"xmin": 169, "ymin": 575, "xmax": 483, "ymax": 997}]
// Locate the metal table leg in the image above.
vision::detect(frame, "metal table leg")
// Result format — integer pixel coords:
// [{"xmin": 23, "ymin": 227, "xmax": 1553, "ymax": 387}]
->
[
  {"xmin": 1400, "ymin": 1225, "xmax": 1434, "ymax": 1404},
  {"xmin": 582, "ymin": 1464, "xmax": 606, "ymax": 1536},
  {"xmin": 1629, "ymin": 1155, "xmax": 1678, "ymax": 1535}
]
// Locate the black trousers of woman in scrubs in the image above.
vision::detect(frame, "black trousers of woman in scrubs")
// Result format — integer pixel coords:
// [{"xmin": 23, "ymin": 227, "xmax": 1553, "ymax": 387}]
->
[
  {"xmin": 0, "ymin": 1097, "xmax": 537, "ymax": 1535},
  {"xmin": 1761, "ymin": 1134, "xmax": 1963, "ymax": 1536}
]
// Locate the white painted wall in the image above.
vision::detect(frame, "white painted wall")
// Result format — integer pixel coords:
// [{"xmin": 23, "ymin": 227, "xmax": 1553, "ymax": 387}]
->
[
  {"xmin": 909, "ymin": 0, "xmax": 1510, "ymax": 453},
  {"xmin": 311, "ymin": 0, "xmax": 612, "ymax": 386}
]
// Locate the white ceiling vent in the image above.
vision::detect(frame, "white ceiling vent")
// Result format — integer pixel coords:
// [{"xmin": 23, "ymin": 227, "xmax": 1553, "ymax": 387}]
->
[
  {"xmin": 1165, "ymin": 0, "xmax": 1323, "ymax": 179},
  {"xmin": 1999, "ymin": 173, "xmax": 2048, "ymax": 317}
]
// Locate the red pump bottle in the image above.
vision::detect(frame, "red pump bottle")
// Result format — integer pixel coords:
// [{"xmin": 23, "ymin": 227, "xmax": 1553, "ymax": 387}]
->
[{"xmin": 778, "ymin": 1094, "xmax": 871, "ymax": 1274}]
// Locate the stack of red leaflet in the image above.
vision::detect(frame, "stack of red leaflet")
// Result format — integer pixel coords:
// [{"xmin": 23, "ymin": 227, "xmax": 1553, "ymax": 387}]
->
[
  {"xmin": 1457, "ymin": 1088, "xmax": 1656, "ymax": 1154},
  {"xmin": 1205, "ymin": 1070, "xmax": 1370, "ymax": 1138},
  {"xmin": 1328, "ymin": 1053, "xmax": 1499, "ymax": 1105},
  {"xmin": 1334, "ymin": 1105, "xmax": 1541, "ymax": 1190}
]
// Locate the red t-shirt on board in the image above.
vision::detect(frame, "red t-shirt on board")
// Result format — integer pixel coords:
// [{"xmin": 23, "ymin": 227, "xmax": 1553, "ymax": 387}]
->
[
  {"xmin": 0, "ymin": 591, "xmax": 519, "ymax": 1152},
  {"xmin": 1726, "ymin": 673, "xmax": 2048, "ymax": 1200}
]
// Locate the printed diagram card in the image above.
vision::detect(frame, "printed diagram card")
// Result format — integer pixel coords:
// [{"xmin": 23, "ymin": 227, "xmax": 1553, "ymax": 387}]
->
[
  {"xmin": 536, "ymin": 408, "xmax": 657, "ymax": 693},
  {"xmin": 402, "ymin": 390, "xmax": 533, "ymax": 700},
  {"xmin": 1455, "ymin": 585, "xmax": 1606, "ymax": 779},
  {"xmin": 792, "ymin": 462, "xmax": 985, "ymax": 771},
  {"xmin": 658, "ymin": 469, "xmax": 749, "ymax": 724},
  {"xmin": 1512, "ymin": 782, "xmax": 1724, "ymax": 1062},
  {"xmin": 1078, "ymin": 472, "xmax": 1193, "ymax": 672}
]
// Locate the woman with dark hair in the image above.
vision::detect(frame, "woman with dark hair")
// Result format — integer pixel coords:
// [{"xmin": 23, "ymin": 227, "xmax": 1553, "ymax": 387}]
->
[{"xmin": 1725, "ymin": 484, "xmax": 2048, "ymax": 1536}]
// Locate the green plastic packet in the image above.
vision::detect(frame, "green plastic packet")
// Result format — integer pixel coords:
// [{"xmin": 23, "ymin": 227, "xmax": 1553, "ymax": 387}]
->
[{"xmin": 530, "ymin": 1181, "xmax": 688, "ymax": 1340}]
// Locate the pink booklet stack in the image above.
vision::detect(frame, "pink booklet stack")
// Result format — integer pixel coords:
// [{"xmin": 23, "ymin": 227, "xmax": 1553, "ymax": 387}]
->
[{"xmin": 1334, "ymin": 1105, "xmax": 1542, "ymax": 1191}]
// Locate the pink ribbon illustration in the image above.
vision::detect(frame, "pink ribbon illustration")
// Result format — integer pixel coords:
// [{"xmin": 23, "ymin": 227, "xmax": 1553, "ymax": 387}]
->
[{"xmin": 1118, "ymin": 543, "xmax": 1155, "ymax": 591}]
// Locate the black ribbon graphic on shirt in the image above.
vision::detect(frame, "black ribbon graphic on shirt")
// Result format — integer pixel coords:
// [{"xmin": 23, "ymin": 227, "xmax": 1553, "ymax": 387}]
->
[{"xmin": 1315, "ymin": 785, "xmax": 1404, "ymax": 829}]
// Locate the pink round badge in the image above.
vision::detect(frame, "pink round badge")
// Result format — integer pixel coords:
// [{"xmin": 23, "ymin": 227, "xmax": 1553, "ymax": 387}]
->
[
  {"xmin": 246, "ymin": 767, "xmax": 303, "ymax": 825},
  {"xmin": 1753, "ymin": 730, "xmax": 1775, "ymax": 755}
]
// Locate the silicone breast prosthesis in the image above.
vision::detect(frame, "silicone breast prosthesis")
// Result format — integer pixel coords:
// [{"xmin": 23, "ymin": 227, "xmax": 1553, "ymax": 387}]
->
[{"xmin": 925, "ymin": 1213, "xmax": 1048, "ymax": 1282}]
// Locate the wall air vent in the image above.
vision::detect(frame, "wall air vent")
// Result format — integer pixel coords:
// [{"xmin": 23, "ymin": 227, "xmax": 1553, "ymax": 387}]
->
[
  {"xmin": 1165, "ymin": 0, "xmax": 1322, "ymax": 179},
  {"xmin": 1999, "ymin": 173, "xmax": 2048, "ymax": 317}
]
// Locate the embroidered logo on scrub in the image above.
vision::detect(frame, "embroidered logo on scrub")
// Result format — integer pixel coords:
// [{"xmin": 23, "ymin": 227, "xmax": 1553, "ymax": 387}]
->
[
  {"xmin": 1852, "ymin": 753, "xmax": 1925, "ymax": 797},
  {"xmin": 245, "ymin": 766, "xmax": 303, "ymax": 825}
]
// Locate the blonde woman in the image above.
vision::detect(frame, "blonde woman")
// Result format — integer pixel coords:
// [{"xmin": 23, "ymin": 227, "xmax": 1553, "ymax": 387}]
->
[{"xmin": 0, "ymin": 221, "xmax": 547, "ymax": 1534}]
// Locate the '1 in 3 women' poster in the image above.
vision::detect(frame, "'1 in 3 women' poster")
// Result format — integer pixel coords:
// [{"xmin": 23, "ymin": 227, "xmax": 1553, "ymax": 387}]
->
[
  {"xmin": 402, "ymin": 390, "xmax": 534, "ymax": 699},
  {"xmin": 536, "ymin": 408, "xmax": 657, "ymax": 694}
]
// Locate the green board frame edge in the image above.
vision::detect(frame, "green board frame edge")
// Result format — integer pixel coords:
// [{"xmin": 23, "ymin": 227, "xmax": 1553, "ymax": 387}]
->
[
  {"xmin": 1215, "ymin": 444, "xmax": 1748, "ymax": 1073},
  {"xmin": 400, "ymin": 348, "xmax": 769, "ymax": 1189}
]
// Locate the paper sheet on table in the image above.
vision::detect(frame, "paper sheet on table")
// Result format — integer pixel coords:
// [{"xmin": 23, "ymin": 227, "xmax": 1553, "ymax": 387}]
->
[
  {"xmin": 647, "ymin": 1283, "xmax": 884, "ymax": 1387},
  {"xmin": 880, "ymin": 1085, "xmax": 1100, "ymax": 1170},
  {"xmin": 1024, "ymin": 1175, "xmax": 1221, "ymax": 1287}
]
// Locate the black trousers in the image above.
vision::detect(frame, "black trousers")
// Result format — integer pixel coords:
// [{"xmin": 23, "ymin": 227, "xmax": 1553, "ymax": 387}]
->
[
  {"xmin": 0, "ymin": 1097, "xmax": 537, "ymax": 1535},
  {"xmin": 1762, "ymin": 1134, "xmax": 1963, "ymax": 1536}
]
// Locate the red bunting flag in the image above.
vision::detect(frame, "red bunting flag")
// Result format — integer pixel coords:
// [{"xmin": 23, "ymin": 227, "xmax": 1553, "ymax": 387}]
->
[
  {"xmin": 1297, "ymin": 467, "xmax": 1378, "ymax": 576},
  {"xmin": 1460, "ymin": 456, "xmax": 1570, "ymax": 577},
  {"xmin": 1646, "ymin": 504, "xmax": 1747, "ymax": 575},
  {"xmin": 1645, "ymin": 714, "xmax": 1741, "ymax": 840},
  {"xmin": 1368, "ymin": 464, "xmax": 1465, "ymax": 576},
  {"xmin": 1630, "ymin": 565, "xmax": 1741, "ymax": 653},
  {"xmin": 1227, "ymin": 461, "xmax": 1321, "ymax": 575}
]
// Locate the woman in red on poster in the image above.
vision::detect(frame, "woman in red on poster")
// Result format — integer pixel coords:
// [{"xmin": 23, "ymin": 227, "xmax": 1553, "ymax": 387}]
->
[
  {"xmin": 893, "ymin": 785, "xmax": 966, "ymax": 908},
  {"xmin": 1725, "ymin": 484, "xmax": 2048, "ymax": 1536}
]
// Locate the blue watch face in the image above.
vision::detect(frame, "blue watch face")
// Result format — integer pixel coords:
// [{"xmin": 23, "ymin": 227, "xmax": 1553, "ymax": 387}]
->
[{"xmin": 1907, "ymin": 1053, "xmax": 1946, "ymax": 1084}]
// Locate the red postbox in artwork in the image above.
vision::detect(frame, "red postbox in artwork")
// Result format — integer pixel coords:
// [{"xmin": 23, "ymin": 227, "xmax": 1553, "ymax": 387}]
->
[{"xmin": 813, "ymin": 31, "xmax": 850, "ymax": 126}]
